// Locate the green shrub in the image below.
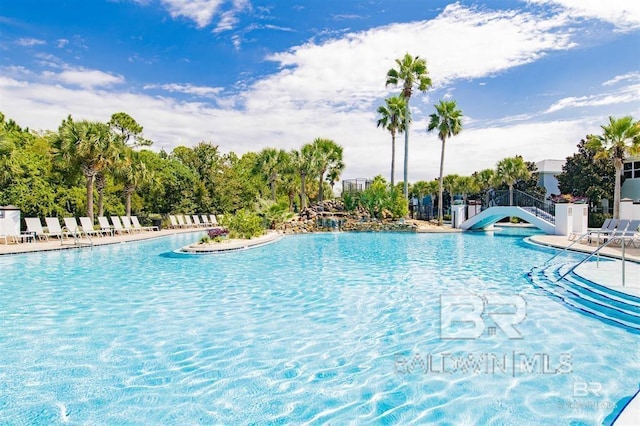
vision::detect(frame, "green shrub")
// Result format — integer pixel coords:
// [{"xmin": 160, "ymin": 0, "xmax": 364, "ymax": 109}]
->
[
  {"xmin": 225, "ymin": 209, "xmax": 265, "ymax": 239},
  {"xmin": 255, "ymin": 198, "xmax": 293, "ymax": 229},
  {"xmin": 342, "ymin": 191, "xmax": 360, "ymax": 212},
  {"xmin": 588, "ymin": 212, "xmax": 609, "ymax": 228}
]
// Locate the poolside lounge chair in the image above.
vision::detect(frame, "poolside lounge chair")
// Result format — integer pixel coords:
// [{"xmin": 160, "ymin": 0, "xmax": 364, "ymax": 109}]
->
[
  {"xmin": 168, "ymin": 215, "xmax": 180, "ymax": 229},
  {"xmin": 79, "ymin": 217, "xmax": 102, "ymax": 237},
  {"xmin": 97, "ymin": 216, "xmax": 114, "ymax": 236},
  {"xmin": 120, "ymin": 216, "xmax": 138, "ymax": 233},
  {"xmin": 192, "ymin": 215, "xmax": 206, "ymax": 227},
  {"xmin": 110, "ymin": 216, "xmax": 129, "ymax": 234},
  {"xmin": 587, "ymin": 219, "xmax": 619, "ymax": 244},
  {"xmin": 176, "ymin": 214, "xmax": 187, "ymax": 228},
  {"xmin": 570, "ymin": 218, "xmax": 611, "ymax": 242},
  {"xmin": 24, "ymin": 217, "xmax": 49, "ymax": 241},
  {"xmin": 63, "ymin": 217, "xmax": 83, "ymax": 238},
  {"xmin": 184, "ymin": 214, "xmax": 194, "ymax": 227},
  {"xmin": 45, "ymin": 217, "xmax": 67, "ymax": 239},
  {"xmin": 200, "ymin": 214, "xmax": 211, "ymax": 226},
  {"xmin": 209, "ymin": 214, "xmax": 218, "ymax": 226},
  {"xmin": 611, "ymin": 219, "xmax": 640, "ymax": 247},
  {"xmin": 131, "ymin": 215, "xmax": 157, "ymax": 232}
]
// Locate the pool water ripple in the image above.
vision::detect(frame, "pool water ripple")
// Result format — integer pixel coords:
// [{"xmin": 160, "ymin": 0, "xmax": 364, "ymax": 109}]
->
[{"xmin": 0, "ymin": 231, "xmax": 638, "ymax": 424}]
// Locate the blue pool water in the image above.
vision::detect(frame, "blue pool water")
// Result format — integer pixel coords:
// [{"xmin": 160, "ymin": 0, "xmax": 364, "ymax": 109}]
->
[{"xmin": 0, "ymin": 230, "xmax": 638, "ymax": 424}]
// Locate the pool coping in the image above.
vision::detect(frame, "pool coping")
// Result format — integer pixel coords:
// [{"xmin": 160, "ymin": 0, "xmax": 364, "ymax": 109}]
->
[{"xmin": 178, "ymin": 231, "xmax": 283, "ymax": 253}]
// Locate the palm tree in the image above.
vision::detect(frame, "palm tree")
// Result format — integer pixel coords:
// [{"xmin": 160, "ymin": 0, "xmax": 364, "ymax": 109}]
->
[
  {"xmin": 495, "ymin": 156, "xmax": 530, "ymax": 206},
  {"xmin": 473, "ymin": 168, "xmax": 495, "ymax": 206},
  {"xmin": 376, "ymin": 95, "xmax": 407, "ymax": 188},
  {"xmin": 455, "ymin": 175, "xmax": 479, "ymax": 205},
  {"xmin": 116, "ymin": 148, "xmax": 152, "ymax": 216},
  {"xmin": 586, "ymin": 116, "xmax": 640, "ymax": 219},
  {"xmin": 290, "ymin": 144, "xmax": 317, "ymax": 210},
  {"xmin": 256, "ymin": 148, "xmax": 288, "ymax": 201},
  {"xmin": 427, "ymin": 100, "xmax": 463, "ymax": 225},
  {"xmin": 311, "ymin": 138, "xmax": 343, "ymax": 202},
  {"xmin": 443, "ymin": 174, "xmax": 460, "ymax": 208},
  {"xmin": 386, "ymin": 53, "xmax": 432, "ymax": 198},
  {"xmin": 53, "ymin": 117, "xmax": 117, "ymax": 220}
]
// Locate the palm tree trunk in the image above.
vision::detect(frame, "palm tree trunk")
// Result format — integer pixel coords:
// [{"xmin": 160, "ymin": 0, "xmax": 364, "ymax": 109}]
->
[
  {"xmin": 85, "ymin": 173, "xmax": 95, "ymax": 220},
  {"xmin": 403, "ymin": 111, "xmax": 410, "ymax": 199},
  {"xmin": 96, "ymin": 173, "xmax": 106, "ymax": 217},
  {"xmin": 318, "ymin": 171, "xmax": 325, "ymax": 202},
  {"xmin": 300, "ymin": 173, "xmax": 307, "ymax": 210},
  {"xmin": 390, "ymin": 132, "xmax": 396, "ymax": 188},
  {"xmin": 270, "ymin": 178, "xmax": 276, "ymax": 202},
  {"xmin": 613, "ymin": 160, "xmax": 622, "ymax": 219},
  {"xmin": 437, "ymin": 137, "xmax": 446, "ymax": 225},
  {"xmin": 509, "ymin": 184, "xmax": 514, "ymax": 206},
  {"xmin": 125, "ymin": 185, "xmax": 134, "ymax": 216}
]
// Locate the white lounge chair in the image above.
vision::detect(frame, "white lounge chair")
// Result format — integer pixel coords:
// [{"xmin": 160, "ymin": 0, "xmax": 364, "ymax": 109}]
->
[
  {"xmin": 192, "ymin": 215, "xmax": 206, "ymax": 227},
  {"xmin": 131, "ymin": 215, "xmax": 157, "ymax": 232},
  {"xmin": 120, "ymin": 216, "xmax": 138, "ymax": 233},
  {"xmin": 63, "ymin": 217, "xmax": 83, "ymax": 238},
  {"xmin": 110, "ymin": 216, "xmax": 129, "ymax": 234},
  {"xmin": 200, "ymin": 214, "xmax": 211, "ymax": 226},
  {"xmin": 25, "ymin": 217, "xmax": 49, "ymax": 241},
  {"xmin": 184, "ymin": 215, "xmax": 194, "ymax": 227},
  {"xmin": 45, "ymin": 217, "xmax": 67, "ymax": 239},
  {"xmin": 176, "ymin": 215, "xmax": 187, "ymax": 228},
  {"xmin": 168, "ymin": 215, "xmax": 180, "ymax": 229},
  {"xmin": 612, "ymin": 220, "xmax": 640, "ymax": 247},
  {"xmin": 97, "ymin": 216, "xmax": 114, "ymax": 236},
  {"xmin": 209, "ymin": 214, "xmax": 218, "ymax": 226},
  {"xmin": 79, "ymin": 217, "xmax": 101, "ymax": 237}
]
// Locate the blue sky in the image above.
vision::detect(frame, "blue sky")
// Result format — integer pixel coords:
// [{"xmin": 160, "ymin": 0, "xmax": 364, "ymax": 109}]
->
[{"xmin": 1, "ymin": 0, "xmax": 639, "ymax": 182}]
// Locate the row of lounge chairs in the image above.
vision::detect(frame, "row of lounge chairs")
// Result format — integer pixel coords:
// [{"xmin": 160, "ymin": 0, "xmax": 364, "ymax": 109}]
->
[
  {"xmin": 573, "ymin": 218, "xmax": 640, "ymax": 248},
  {"xmin": 16, "ymin": 216, "xmax": 159, "ymax": 243},
  {"xmin": 168, "ymin": 214, "xmax": 221, "ymax": 229}
]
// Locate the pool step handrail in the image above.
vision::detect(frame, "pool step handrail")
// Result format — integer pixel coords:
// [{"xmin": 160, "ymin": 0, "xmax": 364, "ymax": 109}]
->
[
  {"xmin": 556, "ymin": 237, "xmax": 618, "ymax": 282},
  {"xmin": 544, "ymin": 230, "xmax": 592, "ymax": 264}
]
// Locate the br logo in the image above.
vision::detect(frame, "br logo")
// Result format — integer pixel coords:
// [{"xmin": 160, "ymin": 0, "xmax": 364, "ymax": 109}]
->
[{"xmin": 440, "ymin": 294, "xmax": 526, "ymax": 339}]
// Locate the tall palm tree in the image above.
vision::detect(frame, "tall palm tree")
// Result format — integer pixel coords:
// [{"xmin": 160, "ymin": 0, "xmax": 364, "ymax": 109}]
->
[
  {"xmin": 495, "ymin": 156, "xmax": 530, "ymax": 206},
  {"xmin": 53, "ymin": 117, "xmax": 117, "ymax": 220},
  {"xmin": 473, "ymin": 168, "xmax": 495, "ymax": 206},
  {"xmin": 311, "ymin": 138, "xmax": 343, "ymax": 202},
  {"xmin": 427, "ymin": 100, "xmax": 463, "ymax": 225},
  {"xmin": 386, "ymin": 53, "xmax": 432, "ymax": 198},
  {"xmin": 116, "ymin": 148, "xmax": 152, "ymax": 216},
  {"xmin": 586, "ymin": 116, "xmax": 640, "ymax": 219},
  {"xmin": 455, "ymin": 175, "xmax": 478, "ymax": 205},
  {"xmin": 443, "ymin": 174, "xmax": 460, "ymax": 208},
  {"xmin": 376, "ymin": 95, "xmax": 407, "ymax": 188},
  {"xmin": 255, "ymin": 148, "xmax": 288, "ymax": 201},
  {"xmin": 290, "ymin": 144, "xmax": 317, "ymax": 210}
]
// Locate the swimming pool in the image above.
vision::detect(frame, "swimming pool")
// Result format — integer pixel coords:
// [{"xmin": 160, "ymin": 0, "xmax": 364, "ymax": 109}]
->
[{"xmin": 0, "ymin": 230, "xmax": 637, "ymax": 424}]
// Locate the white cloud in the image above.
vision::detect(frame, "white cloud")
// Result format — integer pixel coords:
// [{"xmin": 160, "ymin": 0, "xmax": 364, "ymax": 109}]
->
[
  {"xmin": 257, "ymin": 3, "xmax": 575, "ymax": 112},
  {"xmin": 545, "ymin": 83, "xmax": 640, "ymax": 113},
  {"xmin": 16, "ymin": 37, "xmax": 46, "ymax": 47},
  {"xmin": 157, "ymin": 0, "xmax": 229, "ymax": 28},
  {"xmin": 603, "ymin": 71, "xmax": 640, "ymax": 86},
  {"xmin": 42, "ymin": 68, "xmax": 125, "ymax": 89},
  {"xmin": 56, "ymin": 39, "xmax": 69, "ymax": 48},
  {"xmin": 143, "ymin": 83, "xmax": 223, "ymax": 97},
  {"xmin": 525, "ymin": 0, "xmax": 640, "ymax": 30}
]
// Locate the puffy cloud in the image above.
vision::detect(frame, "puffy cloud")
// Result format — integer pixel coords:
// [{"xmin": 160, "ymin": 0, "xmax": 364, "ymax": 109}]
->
[
  {"xmin": 15, "ymin": 37, "xmax": 46, "ymax": 47},
  {"xmin": 42, "ymin": 68, "xmax": 125, "ymax": 89},
  {"xmin": 525, "ymin": 0, "xmax": 640, "ymax": 30},
  {"xmin": 143, "ymin": 83, "xmax": 223, "ymax": 97}
]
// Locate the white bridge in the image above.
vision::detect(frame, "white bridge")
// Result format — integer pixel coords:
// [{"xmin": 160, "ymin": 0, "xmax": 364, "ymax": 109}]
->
[{"xmin": 460, "ymin": 206, "xmax": 556, "ymax": 234}]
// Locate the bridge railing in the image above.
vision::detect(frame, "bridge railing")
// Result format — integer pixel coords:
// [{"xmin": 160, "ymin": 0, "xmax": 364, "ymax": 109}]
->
[{"xmin": 481, "ymin": 189, "xmax": 556, "ymax": 224}]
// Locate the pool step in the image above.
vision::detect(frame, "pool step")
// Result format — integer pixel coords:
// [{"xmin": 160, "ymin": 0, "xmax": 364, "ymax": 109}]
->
[{"xmin": 528, "ymin": 262, "xmax": 640, "ymax": 333}]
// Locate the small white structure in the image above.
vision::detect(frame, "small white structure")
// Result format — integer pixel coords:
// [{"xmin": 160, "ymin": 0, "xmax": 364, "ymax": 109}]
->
[
  {"xmin": 0, "ymin": 205, "xmax": 21, "ymax": 240},
  {"xmin": 536, "ymin": 159, "xmax": 565, "ymax": 198},
  {"xmin": 620, "ymin": 198, "xmax": 634, "ymax": 220},
  {"xmin": 451, "ymin": 205, "xmax": 466, "ymax": 228},
  {"xmin": 554, "ymin": 203, "xmax": 572, "ymax": 236}
]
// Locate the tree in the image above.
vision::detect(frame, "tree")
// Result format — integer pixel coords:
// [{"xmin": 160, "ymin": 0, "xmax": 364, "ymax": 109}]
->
[
  {"xmin": 442, "ymin": 174, "xmax": 460, "ymax": 207},
  {"xmin": 115, "ymin": 148, "xmax": 152, "ymax": 216},
  {"xmin": 311, "ymin": 138, "xmax": 343, "ymax": 202},
  {"xmin": 455, "ymin": 175, "xmax": 479, "ymax": 204},
  {"xmin": 255, "ymin": 148, "xmax": 288, "ymax": 201},
  {"xmin": 473, "ymin": 168, "xmax": 495, "ymax": 206},
  {"xmin": 386, "ymin": 53, "xmax": 432, "ymax": 198},
  {"xmin": 108, "ymin": 112, "xmax": 151, "ymax": 147},
  {"xmin": 53, "ymin": 117, "xmax": 118, "ymax": 220},
  {"xmin": 427, "ymin": 100, "xmax": 463, "ymax": 225},
  {"xmin": 586, "ymin": 116, "xmax": 640, "ymax": 219},
  {"xmin": 290, "ymin": 145, "xmax": 317, "ymax": 210},
  {"xmin": 557, "ymin": 138, "xmax": 616, "ymax": 210},
  {"xmin": 495, "ymin": 156, "xmax": 531, "ymax": 206},
  {"xmin": 376, "ymin": 95, "xmax": 407, "ymax": 188}
]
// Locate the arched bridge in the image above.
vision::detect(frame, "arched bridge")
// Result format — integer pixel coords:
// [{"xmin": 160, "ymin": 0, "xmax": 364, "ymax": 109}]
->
[{"xmin": 460, "ymin": 190, "xmax": 556, "ymax": 234}]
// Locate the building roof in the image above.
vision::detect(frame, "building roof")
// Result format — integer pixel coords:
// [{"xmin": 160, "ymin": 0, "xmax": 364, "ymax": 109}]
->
[{"xmin": 536, "ymin": 159, "xmax": 565, "ymax": 173}]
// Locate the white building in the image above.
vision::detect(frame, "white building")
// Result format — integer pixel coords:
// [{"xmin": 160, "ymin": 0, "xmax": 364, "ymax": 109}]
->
[
  {"xmin": 622, "ymin": 156, "xmax": 640, "ymax": 201},
  {"xmin": 535, "ymin": 159, "xmax": 565, "ymax": 198}
]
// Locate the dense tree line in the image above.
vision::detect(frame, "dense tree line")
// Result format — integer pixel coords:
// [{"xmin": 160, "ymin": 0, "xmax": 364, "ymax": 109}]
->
[{"xmin": 0, "ymin": 112, "xmax": 344, "ymax": 222}]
